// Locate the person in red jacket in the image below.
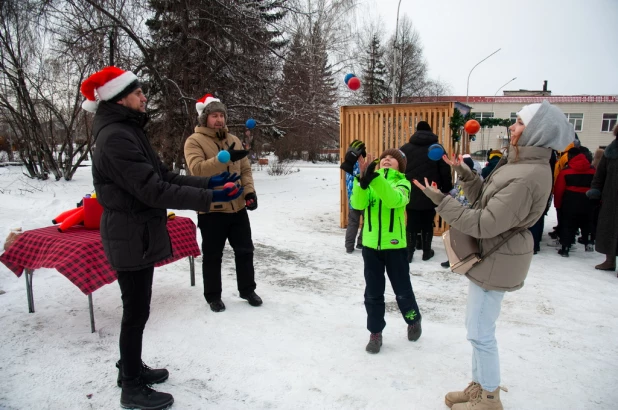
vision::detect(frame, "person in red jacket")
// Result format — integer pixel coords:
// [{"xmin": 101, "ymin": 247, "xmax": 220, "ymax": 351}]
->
[{"xmin": 553, "ymin": 147, "xmax": 596, "ymax": 257}]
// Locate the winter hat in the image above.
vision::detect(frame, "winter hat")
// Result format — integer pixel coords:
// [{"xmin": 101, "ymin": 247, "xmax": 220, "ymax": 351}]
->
[
  {"xmin": 80, "ymin": 66, "xmax": 140, "ymax": 113},
  {"xmin": 488, "ymin": 150, "xmax": 503, "ymax": 160},
  {"xmin": 196, "ymin": 93, "xmax": 227, "ymax": 119},
  {"xmin": 416, "ymin": 121, "xmax": 432, "ymax": 132},
  {"xmin": 516, "ymin": 103, "xmax": 541, "ymax": 126},
  {"xmin": 462, "ymin": 156, "xmax": 475, "ymax": 171},
  {"xmin": 518, "ymin": 100, "xmax": 574, "ymax": 151},
  {"xmin": 380, "ymin": 149, "xmax": 407, "ymax": 173}
]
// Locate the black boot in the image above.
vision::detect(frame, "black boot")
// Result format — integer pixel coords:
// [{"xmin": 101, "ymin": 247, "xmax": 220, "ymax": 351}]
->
[
  {"xmin": 558, "ymin": 245, "xmax": 570, "ymax": 257},
  {"xmin": 421, "ymin": 232, "xmax": 434, "ymax": 261},
  {"xmin": 120, "ymin": 377, "xmax": 174, "ymax": 410},
  {"xmin": 415, "ymin": 233, "xmax": 422, "ymax": 250},
  {"xmin": 240, "ymin": 291, "xmax": 263, "ymax": 306},
  {"xmin": 116, "ymin": 361, "xmax": 169, "ymax": 388},
  {"xmin": 209, "ymin": 300, "xmax": 226, "ymax": 312},
  {"xmin": 407, "ymin": 320, "xmax": 422, "ymax": 341}
]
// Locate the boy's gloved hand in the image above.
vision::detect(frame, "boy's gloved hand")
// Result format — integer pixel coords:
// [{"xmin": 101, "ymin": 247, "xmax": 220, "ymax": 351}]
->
[
  {"xmin": 340, "ymin": 140, "xmax": 366, "ymax": 174},
  {"xmin": 212, "ymin": 185, "xmax": 244, "ymax": 202},
  {"xmin": 586, "ymin": 188, "xmax": 601, "ymax": 200},
  {"xmin": 245, "ymin": 192, "xmax": 258, "ymax": 210},
  {"xmin": 359, "ymin": 159, "xmax": 379, "ymax": 189},
  {"xmin": 208, "ymin": 171, "xmax": 241, "ymax": 188}
]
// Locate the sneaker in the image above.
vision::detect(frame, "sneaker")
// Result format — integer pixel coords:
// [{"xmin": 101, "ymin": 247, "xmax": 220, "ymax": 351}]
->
[
  {"xmin": 445, "ymin": 382, "xmax": 481, "ymax": 408},
  {"xmin": 546, "ymin": 239, "xmax": 561, "ymax": 247},
  {"xmin": 441, "ymin": 261, "xmax": 450, "ymax": 268},
  {"xmin": 116, "ymin": 361, "xmax": 169, "ymax": 388},
  {"xmin": 240, "ymin": 291, "xmax": 263, "ymax": 306},
  {"xmin": 407, "ymin": 320, "xmax": 422, "ymax": 341},
  {"xmin": 120, "ymin": 377, "xmax": 174, "ymax": 410},
  {"xmin": 209, "ymin": 300, "xmax": 226, "ymax": 312},
  {"xmin": 365, "ymin": 332, "xmax": 382, "ymax": 354},
  {"xmin": 585, "ymin": 244, "xmax": 594, "ymax": 252}
]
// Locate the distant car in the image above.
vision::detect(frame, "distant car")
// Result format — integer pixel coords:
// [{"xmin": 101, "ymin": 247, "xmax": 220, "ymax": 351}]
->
[{"xmin": 470, "ymin": 149, "xmax": 490, "ymax": 161}]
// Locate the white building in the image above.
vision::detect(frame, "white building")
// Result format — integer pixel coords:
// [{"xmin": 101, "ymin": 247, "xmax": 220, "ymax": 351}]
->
[{"xmin": 405, "ymin": 91, "xmax": 618, "ymax": 154}]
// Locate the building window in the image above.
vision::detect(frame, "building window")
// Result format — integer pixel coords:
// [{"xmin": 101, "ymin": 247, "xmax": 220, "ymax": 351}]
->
[
  {"xmin": 564, "ymin": 113, "xmax": 583, "ymax": 131},
  {"xmin": 601, "ymin": 113, "xmax": 617, "ymax": 132},
  {"xmin": 510, "ymin": 112, "xmax": 517, "ymax": 125},
  {"xmin": 473, "ymin": 112, "xmax": 494, "ymax": 121}
]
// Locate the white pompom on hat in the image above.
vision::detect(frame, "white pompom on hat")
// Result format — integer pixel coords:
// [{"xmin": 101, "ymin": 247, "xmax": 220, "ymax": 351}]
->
[
  {"xmin": 80, "ymin": 66, "xmax": 139, "ymax": 113},
  {"xmin": 516, "ymin": 103, "xmax": 541, "ymax": 126},
  {"xmin": 196, "ymin": 93, "xmax": 228, "ymax": 121}
]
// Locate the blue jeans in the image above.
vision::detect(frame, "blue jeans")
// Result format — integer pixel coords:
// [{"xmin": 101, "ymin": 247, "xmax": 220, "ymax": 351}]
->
[{"xmin": 466, "ymin": 281, "xmax": 505, "ymax": 392}]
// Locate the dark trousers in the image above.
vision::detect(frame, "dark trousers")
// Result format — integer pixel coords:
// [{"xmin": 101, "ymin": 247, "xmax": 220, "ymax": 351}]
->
[
  {"xmin": 407, "ymin": 208, "xmax": 436, "ymax": 254},
  {"xmin": 560, "ymin": 191, "xmax": 594, "ymax": 247},
  {"xmin": 345, "ymin": 208, "xmax": 363, "ymax": 251},
  {"xmin": 117, "ymin": 266, "xmax": 154, "ymax": 381},
  {"xmin": 198, "ymin": 208, "xmax": 256, "ymax": 303},
  {"xmin": 362, "ymin": 247, "xmax": 421, "ymax": 333},
  {"xmin": 528, "ymin": 215, "xmax": 545, "ymax": 252}
]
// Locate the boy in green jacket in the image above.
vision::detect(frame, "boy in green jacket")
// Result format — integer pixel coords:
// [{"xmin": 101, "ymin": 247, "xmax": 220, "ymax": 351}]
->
[{"xmin": 351, "ymin": 148, "xmax": 423, "ymax": 354}]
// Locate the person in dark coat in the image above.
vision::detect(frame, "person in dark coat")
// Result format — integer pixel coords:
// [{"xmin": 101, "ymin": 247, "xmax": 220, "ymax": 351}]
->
[
  {"xmin": 400, "ymin": 121, "xmax": 453, "ymax": 262},
  {"xmin": 83, "ymin": 66, "xmax": 242, "ymax": 410},
  {"xmin": 587, "ymin": 124, "xmax": 618, "ymax": 272},
  {"xmin": 481, "ymin": 150, "xmax": 503, "ymax": 179},
  {"xmin": 553, "ymin": 148, "xmax": 595, "ymax": 257}
]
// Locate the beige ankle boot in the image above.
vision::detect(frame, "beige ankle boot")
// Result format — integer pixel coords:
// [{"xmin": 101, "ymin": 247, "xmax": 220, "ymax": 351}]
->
[
  {"xmin": 451, "ymin": 386, "xmax": 507, "ymax": 410},
  {"xmin": 595, "ymin": 255, "xmax": 616, "ymax": 271},
  {"xmin": 445, "ymin": 382, "xmax": 480, "ymax": 408}
]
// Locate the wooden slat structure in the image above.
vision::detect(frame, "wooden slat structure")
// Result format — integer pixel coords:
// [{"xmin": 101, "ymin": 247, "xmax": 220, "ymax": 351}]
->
[{"xmin": 340, "ymin": 102, "xmax": 468, "ymax": 236}]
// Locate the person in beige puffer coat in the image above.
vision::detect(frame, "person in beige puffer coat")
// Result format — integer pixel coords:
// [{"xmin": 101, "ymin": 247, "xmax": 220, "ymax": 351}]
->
[
  {"xmin": 184, "ymin": 94, "xmax": 262, "ymax": 313},
  {"xmin": 414, "ymin": 100, "xmax": 573, "ymax": 410}
]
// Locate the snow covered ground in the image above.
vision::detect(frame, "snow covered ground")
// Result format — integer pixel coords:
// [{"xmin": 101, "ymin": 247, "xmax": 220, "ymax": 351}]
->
[{"xmin": 0, "ymin": 162, "xmax": 617, "ymax": 410}]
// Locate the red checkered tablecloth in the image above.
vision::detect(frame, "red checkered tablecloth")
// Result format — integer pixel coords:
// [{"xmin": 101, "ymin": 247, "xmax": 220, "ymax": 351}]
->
[{"xmin": 0, "ymin": 216, "xmax": 201, "ymax": 295}]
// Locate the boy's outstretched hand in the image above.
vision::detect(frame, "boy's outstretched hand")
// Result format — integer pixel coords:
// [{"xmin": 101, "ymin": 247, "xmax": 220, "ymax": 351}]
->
[
  {"xmin": 413, "ymin": 177, "xmax": 445, "ymax": 205},
  {"xmin": 358, "ymin": 154, "xmax": 379, "ymax": 189},
  {"xmin": 340, "ymin": 140, "xmax": 367, "ymax": 174}
]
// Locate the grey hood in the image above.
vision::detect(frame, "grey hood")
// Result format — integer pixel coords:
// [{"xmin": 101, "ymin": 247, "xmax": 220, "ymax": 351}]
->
[{"xmin": 518, "ymin": 100, "xmax": 574, "ymax": 151}]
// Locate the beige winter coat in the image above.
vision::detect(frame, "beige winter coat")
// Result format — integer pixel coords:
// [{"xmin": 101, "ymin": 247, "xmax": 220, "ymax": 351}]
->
[
  {"xmin": 437, "ymin": 146, "xmax": 553, "ymax": 291},
  {"xmin": 184, "ymin": 126, "xmax": 255, "ymax": 213}
]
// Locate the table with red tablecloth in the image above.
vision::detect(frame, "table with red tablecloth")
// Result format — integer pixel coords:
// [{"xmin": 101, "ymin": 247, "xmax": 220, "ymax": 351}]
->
[{"xmin": 0, "ymin": 216, "xmax": 201, "ymax": 332}]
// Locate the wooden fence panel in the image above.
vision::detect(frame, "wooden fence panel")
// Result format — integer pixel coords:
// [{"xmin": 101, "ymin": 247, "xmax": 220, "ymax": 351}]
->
[{"xmin": 340, "ymin": 102, "xmax": 460, "ymax": 236}]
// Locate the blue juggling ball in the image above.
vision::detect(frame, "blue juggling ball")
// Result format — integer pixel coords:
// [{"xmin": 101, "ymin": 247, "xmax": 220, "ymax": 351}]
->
[
  {"xmin": 344, "ymin": 73, "xmax": 356, "ymax": 85},
  {"xmin": 246, "ymin": 118, "xmax": 256, "ymax": 129},
  {"xmin": 217, "ymin": 150, "xmax": 230, "ymax": 163},
  {"xmin": 428, "ymin": 144, "xmax": 445, "ymax": 161}
]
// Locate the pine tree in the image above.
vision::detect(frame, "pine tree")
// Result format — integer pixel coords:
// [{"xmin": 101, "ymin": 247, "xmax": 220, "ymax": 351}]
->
[{"xmin": 360, "ymin": 34, "xmax": 389, "ymax": 104}]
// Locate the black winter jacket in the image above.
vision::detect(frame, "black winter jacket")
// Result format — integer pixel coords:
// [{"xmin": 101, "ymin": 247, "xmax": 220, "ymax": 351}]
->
[
  {"xmin": 92, "ymin": 102, "xmax": 213, "ymax": 271},
  {"xmin": 400, "ymin": 130, "xmax": 453, "ymax": 210}
]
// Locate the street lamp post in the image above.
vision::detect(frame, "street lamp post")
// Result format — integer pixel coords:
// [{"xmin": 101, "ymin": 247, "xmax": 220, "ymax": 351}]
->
[
  {"xmin": 391, "ymin": 0, "xmax": 402, "ymax": 104},
  {"xmin": 465, "ymin": 48, "xmax": 501, "ymax": 106}
]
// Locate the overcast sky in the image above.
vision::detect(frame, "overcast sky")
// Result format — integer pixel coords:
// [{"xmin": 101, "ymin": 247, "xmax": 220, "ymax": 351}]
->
[{"xmin": 363, "ymin": 0, "xmax": 618, "ymax": 96}]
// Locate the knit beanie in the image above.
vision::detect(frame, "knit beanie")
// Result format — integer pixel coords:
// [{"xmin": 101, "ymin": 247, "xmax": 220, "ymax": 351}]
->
[
  {"xmin": 80, "ymin": 66, "xmax": 140, "ymax": 112},
  {"xmin": 380, "ymin": 149, "xmax": 407, "ymax": 173},
  {"xmin": 196, "ymin": 93, "xmax": 227, "ymax": 120},
  {"xmin": 516, "ymin": 103, "xmax": 541, "ymax": 126},
  {"xmin": 416, "ymin": 121, "xmax": 432, "ymax": 132},
  {"xmin": 488, "ymin": 149, "xmax": 503, "ymax": 160}
]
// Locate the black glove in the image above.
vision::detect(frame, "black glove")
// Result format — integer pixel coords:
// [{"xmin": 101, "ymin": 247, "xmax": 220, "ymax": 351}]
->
[
  {"xmin": 207, "ymin": 171, "xmax": 241, "ymax": 188},
  {"xmin": 359, "ymin": 159, "xmax": 379, "ymax": 189},
  {"xmin": 586, "ymin": 188, "xmax": 601, "ymax": 200},
  {"xmin": 340, "ymin": 140, "xmax": 367, "ymax": 174},
  {"xmin": 226, "ymin": 142, "xmax": 249, "ymax": 162},
  {"xmin": 212, "ymin": 185, "xmax": 244, "ymax": 202},
  {"xmin": 245, "ymin": 192, "xmax": 258, "ymax": 210}
]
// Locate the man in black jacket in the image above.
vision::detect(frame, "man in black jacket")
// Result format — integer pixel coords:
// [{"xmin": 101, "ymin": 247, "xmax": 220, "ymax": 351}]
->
[
  {"xmin": 82, "ymin": 66, "xmax": 242, "ymax": 410},
  {"xmin": 400, "ymin": 121, "xmax": 453, "ymax": 262}
]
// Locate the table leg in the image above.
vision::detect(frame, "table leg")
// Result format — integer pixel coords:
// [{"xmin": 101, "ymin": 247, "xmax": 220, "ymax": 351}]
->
[
  {"xmin": 88, "ymin": 294, "xmax": 96, "ymax": 333},
  {"xmin": 25, "ymin": 269, "xmax": 35, "ymax": 313},
  {"xmin": 189, "ymin": 256, "xmax": 195, "ymax": 287}
]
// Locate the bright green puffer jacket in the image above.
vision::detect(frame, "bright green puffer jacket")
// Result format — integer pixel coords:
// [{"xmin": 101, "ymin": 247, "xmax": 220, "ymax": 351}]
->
[{"xmin": 351, "ymin": 168, "xmax": 411, "ymax": 250}]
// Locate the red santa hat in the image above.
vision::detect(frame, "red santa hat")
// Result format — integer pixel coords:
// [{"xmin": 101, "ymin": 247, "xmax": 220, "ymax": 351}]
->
[
  {"xmin": 195, "ymin": 93, "xmax": 227, "ymax": 118},
  {"xmin": 80, "ymin": 66, "xmax": 140, "ymax": 113}
]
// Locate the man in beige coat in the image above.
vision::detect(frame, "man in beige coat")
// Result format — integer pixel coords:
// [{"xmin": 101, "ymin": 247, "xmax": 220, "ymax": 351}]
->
[
  {"xmin": 184, "ymin": 94, "xmax": 261, "ymax": 312},
  {"xmin": 415, "ymin": 100, "xmax": 573, "ymax": 410}
]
